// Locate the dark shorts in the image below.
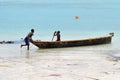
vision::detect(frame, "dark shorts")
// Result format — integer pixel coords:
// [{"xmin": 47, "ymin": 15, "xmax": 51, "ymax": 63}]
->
[{"xmin": 24, "ymin": 37, "xmax": 29, "ymax": 45}]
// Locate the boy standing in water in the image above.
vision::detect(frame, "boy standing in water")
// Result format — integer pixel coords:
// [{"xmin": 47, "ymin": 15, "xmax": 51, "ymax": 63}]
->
[
  {"xmin": 54, "ymin": 31, "xmax": 61, "ymax": 41},
  {"xmin": 21, "ymin": 29, "xmax": 34, "ymax": 50}
]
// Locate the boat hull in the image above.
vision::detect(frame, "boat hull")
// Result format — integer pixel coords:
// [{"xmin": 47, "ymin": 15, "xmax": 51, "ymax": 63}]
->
[{"xmin": 31, "ymin": 34, "xmax": 113, "ymax": 49}]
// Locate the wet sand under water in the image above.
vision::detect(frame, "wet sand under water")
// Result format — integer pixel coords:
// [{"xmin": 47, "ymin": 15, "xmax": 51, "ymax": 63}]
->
[{"xmin": 0, "ymin": 44, "xmax": 120, "ymax": 80}]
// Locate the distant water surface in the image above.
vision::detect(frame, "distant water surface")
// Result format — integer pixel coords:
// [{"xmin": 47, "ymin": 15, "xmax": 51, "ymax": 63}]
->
[{"xmin": 0, "ymin": 0, "xmax": 120, "ymax": 41}]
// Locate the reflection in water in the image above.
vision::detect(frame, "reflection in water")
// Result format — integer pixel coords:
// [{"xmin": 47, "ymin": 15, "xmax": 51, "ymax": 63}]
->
[
  {"xmin": 19, "ymin": 43, "xmax": 113, "ymax": 62},
  {"xmin": 20, "ymin": 49, "xmax": 31, "ymax": 59},
  {"xmin": 106, "ymin": 50, "xmax": 120, "ymax": 62},
  {"xmin": 26, "ymin": 51, "xmax": 30, "ymax": 59}
]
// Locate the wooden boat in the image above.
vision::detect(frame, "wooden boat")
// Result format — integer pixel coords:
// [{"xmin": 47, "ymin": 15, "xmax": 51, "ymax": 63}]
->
[{"xmin": 30, "ymin": 33, "xmax": 114, "ymax": 49}]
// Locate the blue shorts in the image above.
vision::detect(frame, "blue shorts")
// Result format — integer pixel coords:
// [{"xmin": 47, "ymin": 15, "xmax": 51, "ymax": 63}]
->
[{"xmin": 24, "ymin": 37, "xmax": 29, "ymax": 45}]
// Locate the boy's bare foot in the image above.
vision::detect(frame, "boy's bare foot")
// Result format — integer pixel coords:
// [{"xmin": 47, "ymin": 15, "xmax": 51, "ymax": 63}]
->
[{"xmin": 21, "ymin": 45, "xmax": 23, "ymax": 48}]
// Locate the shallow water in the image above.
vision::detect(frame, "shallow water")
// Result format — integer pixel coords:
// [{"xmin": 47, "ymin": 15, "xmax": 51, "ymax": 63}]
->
[{"xmin": 0, "ymin": 43, "xmax": 120, "ymax": 80}]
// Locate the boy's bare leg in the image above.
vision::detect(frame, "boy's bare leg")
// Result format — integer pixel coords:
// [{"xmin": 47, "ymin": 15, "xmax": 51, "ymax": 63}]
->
[{"xmin": 27, "ymin": 45, "xmax": 29, "ymax": 50}]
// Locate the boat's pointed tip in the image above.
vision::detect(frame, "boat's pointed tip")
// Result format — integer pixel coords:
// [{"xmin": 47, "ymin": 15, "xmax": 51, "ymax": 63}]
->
[{"xmin": 109, "ymin": 32, "xmax": 114, "ymax": 37}]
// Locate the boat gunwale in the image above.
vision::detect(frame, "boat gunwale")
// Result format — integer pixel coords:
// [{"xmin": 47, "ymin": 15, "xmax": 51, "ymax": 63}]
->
[{"xmin": 32, "ymin": 35, "xmax": 112, "ymax": 43}]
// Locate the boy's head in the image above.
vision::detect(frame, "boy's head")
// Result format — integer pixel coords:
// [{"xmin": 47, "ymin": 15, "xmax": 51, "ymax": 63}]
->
[
  {"xmin": 57, "ymin": 31, "xmax": 60, "ymax": 34},
  {"xmin": 31, "ymin": 29, "xmax": 34, "ymax": 33}
]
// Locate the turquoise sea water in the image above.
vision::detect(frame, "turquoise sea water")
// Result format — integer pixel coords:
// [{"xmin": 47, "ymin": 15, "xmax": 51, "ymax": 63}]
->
[{"xmin": 0, "ymin": 0, "xmax": 120, "ymax": 41}]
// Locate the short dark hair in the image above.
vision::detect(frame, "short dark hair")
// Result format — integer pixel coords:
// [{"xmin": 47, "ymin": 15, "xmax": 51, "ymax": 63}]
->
[
  {"xmin": 57, "ymin": 31, "xmax": 60, "ymax": 33},
  {"xmin": 31, "ymin": 29, "xmax": 34, "ymax": 33}
]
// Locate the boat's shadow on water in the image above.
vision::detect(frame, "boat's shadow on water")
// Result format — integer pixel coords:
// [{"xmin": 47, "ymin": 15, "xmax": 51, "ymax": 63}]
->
[
  {"xmin": 19, "ymin": 43, "xmax": 115, "ymax": 61},
  {"xmin": 0, "ymin": 43, "xmax": 111, "ymax": 60},
  {"xmin": 31, "ymin": 43, "xmax": 113, "ymax": 55}
]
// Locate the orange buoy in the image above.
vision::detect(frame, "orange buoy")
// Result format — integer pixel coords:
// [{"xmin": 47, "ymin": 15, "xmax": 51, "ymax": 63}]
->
[{"xmin": 75, "ymin": 16, "xmax": 79, "ymax": 19}]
